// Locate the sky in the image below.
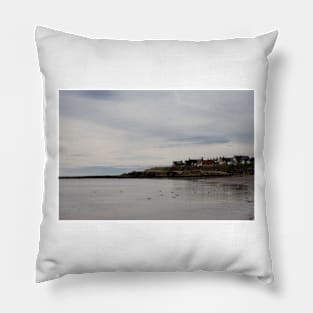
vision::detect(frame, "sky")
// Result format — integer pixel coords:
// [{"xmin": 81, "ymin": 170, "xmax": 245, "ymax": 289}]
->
[{"xmin": 59, "ymin": 90, "xmax": 254, "ymax": 176}]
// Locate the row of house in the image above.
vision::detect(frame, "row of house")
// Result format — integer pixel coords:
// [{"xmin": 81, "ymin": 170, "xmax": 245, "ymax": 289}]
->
[{"xmin": 173, "ymin": 156, "xmax": 254, "ymax": 167}]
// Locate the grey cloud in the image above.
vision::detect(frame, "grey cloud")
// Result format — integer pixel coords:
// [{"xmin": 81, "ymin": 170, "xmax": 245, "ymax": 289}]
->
[
  {"xmin": 160, "ymin": 136, "xmax": 230, "ymax": 148},
  {"xmin": 59, "ymin": 90, "xmax": 254, "ymax": 175}
]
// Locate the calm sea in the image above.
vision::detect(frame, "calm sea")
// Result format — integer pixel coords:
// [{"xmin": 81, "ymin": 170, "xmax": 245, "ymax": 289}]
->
[{"xmin": 59, "ymin": 176, "xmax": 254, "ymax": 220}]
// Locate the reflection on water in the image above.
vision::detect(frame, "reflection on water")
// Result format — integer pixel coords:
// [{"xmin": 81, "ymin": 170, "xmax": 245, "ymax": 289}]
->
[
  {"xmin": 59, "ymin": 176, "xmax": 254, "ymax": 220},
  {"xmin": 179, "ymin": 180, "xmax": 251, "ymax": 202}
]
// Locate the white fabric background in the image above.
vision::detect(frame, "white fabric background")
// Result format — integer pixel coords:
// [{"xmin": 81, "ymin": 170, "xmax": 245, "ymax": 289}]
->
[{"xmin": 1, "ymin": 0, "xmax": 312, "ymax": 312}]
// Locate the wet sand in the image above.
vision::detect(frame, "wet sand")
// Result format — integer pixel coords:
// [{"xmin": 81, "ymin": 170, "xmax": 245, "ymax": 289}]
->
[{"xmin": 59, "ymin": 175, "xmax": 254, "ymax": 220}]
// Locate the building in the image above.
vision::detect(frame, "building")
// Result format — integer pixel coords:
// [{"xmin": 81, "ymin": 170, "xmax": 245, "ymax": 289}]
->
[
  {"xmin": 218, "ymin": 156, "xmax": 235, "ymax": 165},
  {"xmin": 172, "ymin": 160, "xmax": 184, "ymax": 167},
  {"xmin": 234, "ymin": 155, "xmax": 250, "ymax": 164},
  {"xmin": 172, "ymin": 155, "xmax": 254, "ymax": 167},
  {"xmin": 202, "ymin": 159, "xmax": 215, "ymax": 166},
  {"xmin": 185, "ymin": 158, "xmax": 202, "ymax": 167}
]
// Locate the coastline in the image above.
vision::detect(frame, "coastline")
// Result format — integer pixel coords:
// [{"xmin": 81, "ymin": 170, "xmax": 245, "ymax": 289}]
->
[
  {"xmin": 59, "ymin": 163, "xmax": 254, "ymax": 179},
  {"xmin": 59, "ymin": 173, "xmax": 253, "ymax": 179}
]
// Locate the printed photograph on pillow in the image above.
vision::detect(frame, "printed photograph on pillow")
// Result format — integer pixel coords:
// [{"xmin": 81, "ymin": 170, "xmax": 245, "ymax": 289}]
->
[{"xmin": 59, "ymin": 90, "xmax": 254, "ymax": 220}]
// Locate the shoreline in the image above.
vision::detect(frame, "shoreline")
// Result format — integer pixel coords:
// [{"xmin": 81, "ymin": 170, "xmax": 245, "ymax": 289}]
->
[
  {"xmin": 59, "ymin": 174, "xmax": 253, "ymax": 179},
  {"xmin": 60, "ymin": 162, "xmax": 254, "ymax": 180}
]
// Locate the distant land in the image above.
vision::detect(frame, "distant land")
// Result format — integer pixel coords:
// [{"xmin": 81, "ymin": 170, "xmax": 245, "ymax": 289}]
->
[{"xmin": 59, "ymin": 155, "xmax": 254, "ymax": 179}]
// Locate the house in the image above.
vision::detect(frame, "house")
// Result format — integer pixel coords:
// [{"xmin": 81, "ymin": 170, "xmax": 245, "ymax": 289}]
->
[
  {"xmin": 218, "ymin": 157, "xmax": 226, "ymax": 165},
  {"xmin": 234, "ymin": 155, "xmax": 250, "ymax": 164},
  {"xmin": 225, "ymin": 157, "xmax": 235, "ymax": 165},
  {"xmin": 197, "ymin": 158, "xmax": 203, "ymax": 167},
  {"xmin": 217, "ymin": 157, "xmax": 235, "ymax": 165},
  {"xmin": 172, "ymin": 160, "xmax": 184, "ymax": 167},
  {"xmin": 185, "ymin": 158, "xmax": 202, "ymax": 167},
  {"xmin": 173, "ymin": 155, "xmax": 254, "ymax": 168},
  {"xmin": 202, "ymin": 159, "xmax": 215, "ymax": 166}
]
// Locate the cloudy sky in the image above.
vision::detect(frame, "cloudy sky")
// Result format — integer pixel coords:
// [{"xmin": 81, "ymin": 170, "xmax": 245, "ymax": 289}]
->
[{"xmin": 59, "ymin": 90, "xmax": 254, "ymax": 176}]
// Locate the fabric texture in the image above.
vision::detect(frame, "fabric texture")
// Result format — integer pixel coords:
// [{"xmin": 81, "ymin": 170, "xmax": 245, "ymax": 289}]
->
[{"xmin": 35, "ymin": 26, "xmax": 277, "ymax": 283}]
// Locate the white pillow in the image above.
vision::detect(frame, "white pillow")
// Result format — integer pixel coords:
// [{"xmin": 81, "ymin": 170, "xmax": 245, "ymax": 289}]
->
[{"xmin": 35, "ymin": 26, "xmax": 277, "ymax": 283}]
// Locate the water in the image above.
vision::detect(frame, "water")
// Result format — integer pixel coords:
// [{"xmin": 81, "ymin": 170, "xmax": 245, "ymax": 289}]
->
[{"xmin": 59, "ymin": 176, "xmax": 254, "ymax": 220}]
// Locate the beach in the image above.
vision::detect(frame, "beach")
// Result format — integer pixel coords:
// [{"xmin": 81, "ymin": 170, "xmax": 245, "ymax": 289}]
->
[{"xmin": 59, "ymin": 175, "xmax": 254, "ymax": 220}]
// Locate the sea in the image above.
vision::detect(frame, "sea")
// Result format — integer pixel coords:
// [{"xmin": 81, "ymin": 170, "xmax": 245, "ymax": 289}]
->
[{"xmin": 59, "ymin": 175, "xmax": 254, "ymax": 220}]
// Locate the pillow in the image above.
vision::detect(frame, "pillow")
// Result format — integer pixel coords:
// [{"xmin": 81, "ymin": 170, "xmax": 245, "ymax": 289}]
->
[{"xmin": 35, "ymin": 26, "xmax": 277, "ymax": 283}]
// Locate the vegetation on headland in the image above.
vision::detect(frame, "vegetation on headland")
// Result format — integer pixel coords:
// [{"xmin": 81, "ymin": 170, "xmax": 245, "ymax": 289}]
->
[{"xmin": 59, "ymin": 155, "xmax": 254, "ymax": 179}]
